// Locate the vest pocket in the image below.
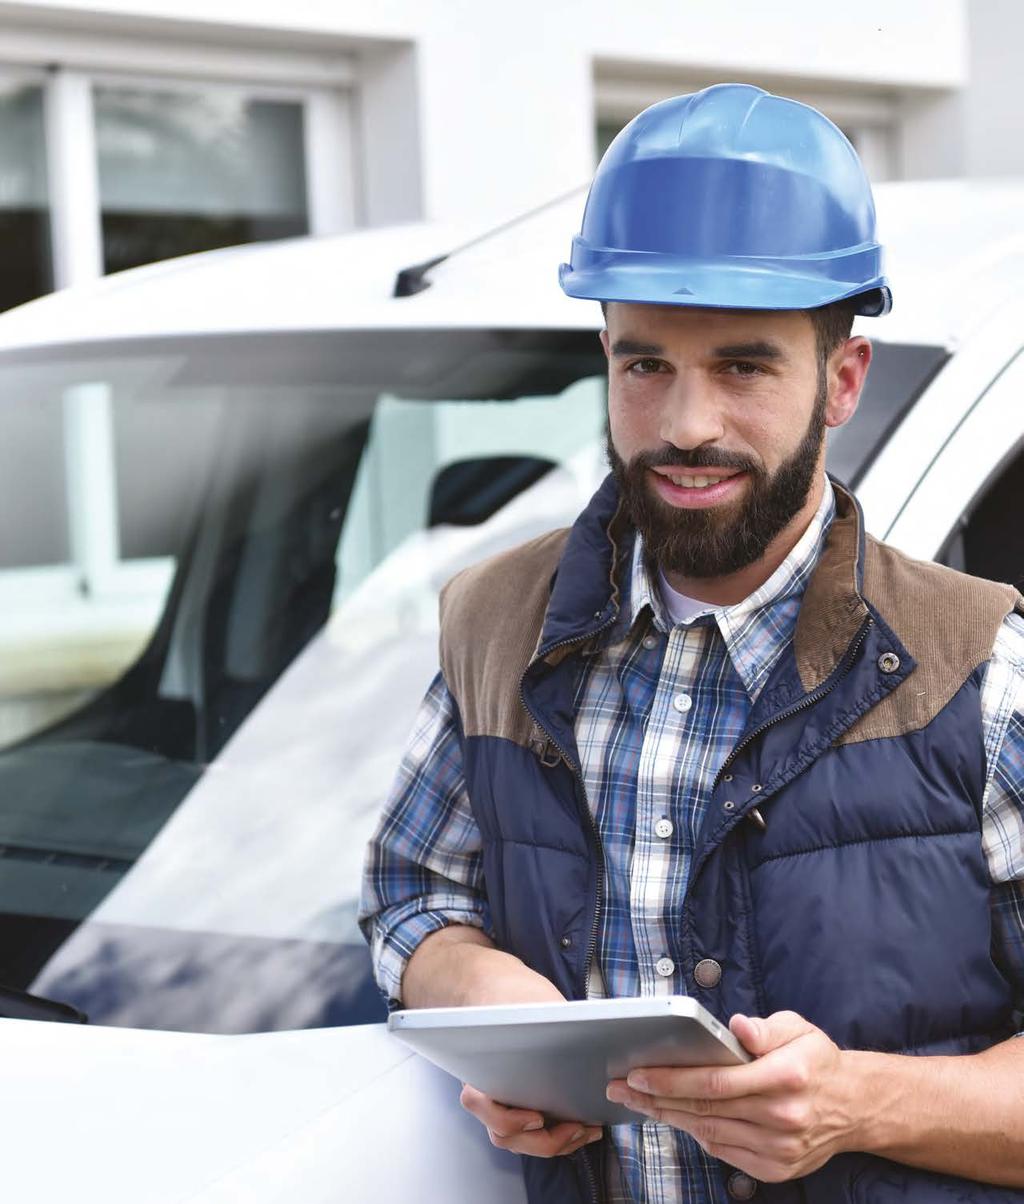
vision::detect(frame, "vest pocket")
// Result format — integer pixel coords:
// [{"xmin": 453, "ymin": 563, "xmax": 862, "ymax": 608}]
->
[{"xmin": 847, "ymin": 1157, "xmax": 1024, "ymax": 1202}]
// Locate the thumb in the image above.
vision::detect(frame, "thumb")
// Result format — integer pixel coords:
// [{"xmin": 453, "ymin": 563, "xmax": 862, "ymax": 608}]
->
[{"xmin": 729, "ymin": 1010, "xmax": 813, "ymax": 1056}]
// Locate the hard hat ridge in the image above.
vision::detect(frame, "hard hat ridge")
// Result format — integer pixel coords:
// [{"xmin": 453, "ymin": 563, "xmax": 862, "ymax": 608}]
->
[{"xmin": 559, "ymin": 82, "xmax": 891, "ymax": 316}]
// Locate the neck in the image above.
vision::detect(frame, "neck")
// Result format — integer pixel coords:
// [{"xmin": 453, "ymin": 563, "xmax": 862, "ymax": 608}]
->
[{"xmin": 659, "ymin": 474, "xmax": 826, "ymax": 607}]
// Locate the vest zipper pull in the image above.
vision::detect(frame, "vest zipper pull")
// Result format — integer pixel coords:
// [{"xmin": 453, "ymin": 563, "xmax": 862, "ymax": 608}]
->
[{"xmin": 747, "ymin": 806, "xmax": 767, "ymax": 832}]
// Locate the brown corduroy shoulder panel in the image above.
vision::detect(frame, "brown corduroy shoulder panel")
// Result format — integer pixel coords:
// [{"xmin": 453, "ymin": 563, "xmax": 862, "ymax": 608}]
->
[
  {"xmin": 836, "ymin": 535, "xmax": 1024, "ymax": 746},
  {"xmin": 439, "ymin": 528, "xmax": 570, "ymax": 743}
]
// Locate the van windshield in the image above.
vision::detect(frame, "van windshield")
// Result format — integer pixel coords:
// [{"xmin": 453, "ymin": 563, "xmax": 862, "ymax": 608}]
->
[{"xmin": 0, "ymin": 328, "xmax": 942, "ymax": 1033}]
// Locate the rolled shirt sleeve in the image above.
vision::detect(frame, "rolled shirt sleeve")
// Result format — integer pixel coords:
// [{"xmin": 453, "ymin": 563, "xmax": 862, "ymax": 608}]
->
[
  {"xmin": 980, "ymin": 612, "xmax": 1024, "ymax": 1019},
  {"xmin": 358, "ymin": 670, "xmax": 491, "ymax": 1006}
]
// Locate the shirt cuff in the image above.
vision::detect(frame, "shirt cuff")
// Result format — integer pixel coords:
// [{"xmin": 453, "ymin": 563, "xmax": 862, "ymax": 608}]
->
[{"xmin": 369, "ymin": 904, "xmax": 491, "ymax": 1008}]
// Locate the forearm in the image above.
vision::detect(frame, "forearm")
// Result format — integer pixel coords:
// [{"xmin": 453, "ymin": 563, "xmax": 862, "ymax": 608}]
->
[
  {"xmin": 401, "ymin": 924, "xmax": 565, "ymax": 1009},
  {"xmin": 844, "ymin": 1036, "xmax": 1024, "ymax": 1186}
]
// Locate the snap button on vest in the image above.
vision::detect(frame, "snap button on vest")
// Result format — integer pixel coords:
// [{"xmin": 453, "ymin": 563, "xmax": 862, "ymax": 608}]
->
[
  {"xmin": 726, "ymin": 1170, "xmax": 758, "ymax": 1199},
  {"xmin": 560, "ymin": 935, "xmax": 572, "ymax": 949},
  {"xmin": 694, "ymin": 958, "xmax": 722, "ymax": 988},
  {"xmin": 878, "ymin": 651, "xmax": 901, "ymax": 673}
]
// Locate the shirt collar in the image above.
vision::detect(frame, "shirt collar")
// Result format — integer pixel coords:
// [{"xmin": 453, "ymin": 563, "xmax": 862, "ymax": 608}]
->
[{"xmin": 628, "ymin": 477, "xmax": 837, "ymax": 699}]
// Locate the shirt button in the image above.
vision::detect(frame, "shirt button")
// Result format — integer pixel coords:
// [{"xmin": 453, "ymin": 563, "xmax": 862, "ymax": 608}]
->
[
  {"xmin": 643, "ymin": 634, "xmax": 658, "ymax": 650},
  {"xmin": 655, "ymin": 956, "xmax": 675, "ymax": 977},
  {"xmin": 654, "ymin": 818, "xmax": 674, "ymax": 839},
  {"xmin": 727, "ymin": 1170, "xmax": 758, "ymax": 1199},
  {"xmin": 672, "ymin": 693, "xmax": 692, "ymax": 713}
]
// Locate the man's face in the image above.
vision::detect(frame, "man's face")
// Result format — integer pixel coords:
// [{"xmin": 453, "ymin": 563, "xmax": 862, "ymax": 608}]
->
[{"xmin": 602, "ymin": 302, "xmax": 843, "ymax": 581}]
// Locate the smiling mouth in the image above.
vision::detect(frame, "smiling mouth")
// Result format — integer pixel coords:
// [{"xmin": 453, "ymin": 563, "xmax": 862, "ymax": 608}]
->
[{"xmin": 646, "ymin": 466, "xmax": 749, "ymax": 510}]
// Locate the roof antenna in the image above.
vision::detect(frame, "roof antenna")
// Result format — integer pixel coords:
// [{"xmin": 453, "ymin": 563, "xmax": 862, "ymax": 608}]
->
[{"xmin": 391, "ymin": 184, "xmax": 586, "ymax": 299}]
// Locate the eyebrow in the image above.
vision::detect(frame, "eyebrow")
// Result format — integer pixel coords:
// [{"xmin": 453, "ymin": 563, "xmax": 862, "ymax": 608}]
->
[
  {"xmin": 711, "ymin": 340, "xmax": 785, "ymax": 361},
  {"xmin": 609, "ymin": 337, "xmax": 787, "ymax": 361},
  {"xmin": 610, "ymin": 338, "xmax": 664, "ymax": 357}
]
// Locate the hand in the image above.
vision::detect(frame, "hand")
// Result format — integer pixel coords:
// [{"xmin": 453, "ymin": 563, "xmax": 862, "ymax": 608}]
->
[
  {"xmin": 606, "ymin": 1011, "xmax": 861, "ymax": 1183},
  {"xmin": 460, "ymin": 1085, "xmax": 603, "ymax": 1158},
  {"xmin": 408, "ymin": 929, "xmax": 603, "ymax": 1157}
]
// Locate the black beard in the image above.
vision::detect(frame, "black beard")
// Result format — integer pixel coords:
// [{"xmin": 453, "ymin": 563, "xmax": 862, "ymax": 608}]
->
[{"xmin": 606, "ymin": 381, "xmax": 827, "ymax": 580}]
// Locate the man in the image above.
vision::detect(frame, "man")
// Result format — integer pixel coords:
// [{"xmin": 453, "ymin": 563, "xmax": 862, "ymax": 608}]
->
[{"xmin": 359, "ymin": 84, "xmax": 1024, "ymax": 1202}]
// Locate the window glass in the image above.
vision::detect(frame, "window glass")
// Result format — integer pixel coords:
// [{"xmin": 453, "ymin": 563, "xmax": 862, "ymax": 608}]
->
[
  {"xmin": 94, "ymin": 87, "xmax": 309, "ymax": 274},
  {"xmin": 0, "ymin": 81, "xmax": 52, "ymax": 312}
]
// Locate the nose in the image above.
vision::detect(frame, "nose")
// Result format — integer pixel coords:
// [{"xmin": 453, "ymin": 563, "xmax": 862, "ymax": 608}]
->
[{"xmin": 659, "ymin": 370, "xmax": 727, "ymax": 450}]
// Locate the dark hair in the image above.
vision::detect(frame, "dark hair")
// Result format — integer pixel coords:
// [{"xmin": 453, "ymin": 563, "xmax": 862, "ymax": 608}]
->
[
  {"xmin": 805, "ymin": 298, "xmax": 859, "ymax": 371},
  {"xmin": 599, "ymin": 297, "xmax": 861, "ymax": 368}
]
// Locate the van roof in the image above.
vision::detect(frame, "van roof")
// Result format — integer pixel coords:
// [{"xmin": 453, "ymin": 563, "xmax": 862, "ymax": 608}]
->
[{"xmin": 1, "ymin": 180, "xmax": 1023, "ymax": 355}]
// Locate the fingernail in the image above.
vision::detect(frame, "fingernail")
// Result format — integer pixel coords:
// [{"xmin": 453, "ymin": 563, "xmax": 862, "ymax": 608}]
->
[
  {"xmin": 571, "ymin": 1128, "xmax": 586, "ymax": 1143},
  {"xmin": 606, "ymin": 1084, "xmax": 625, "ymax": 1102},
  {"xmin": 626, "ymin": 1072, "xmax": 648, "ymax": 1092},
  {"xmin": 523, "ymin": 1120, "xmax": 544, "ymax": 1132},
  {"xmin": 587, "ymin": 1130, "xmax": 603, "ymax": 1144}
]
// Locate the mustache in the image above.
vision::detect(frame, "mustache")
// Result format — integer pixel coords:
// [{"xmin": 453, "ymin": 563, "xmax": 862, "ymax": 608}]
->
[{"xmin": 628, "ymin": 446, "xmax": 762, "ymax": 474}]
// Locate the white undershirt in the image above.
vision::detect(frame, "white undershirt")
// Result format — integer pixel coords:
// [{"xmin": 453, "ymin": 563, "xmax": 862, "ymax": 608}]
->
[{"xmin": 656, "ymin": 567, "xmax": 724, "ymax": 626}]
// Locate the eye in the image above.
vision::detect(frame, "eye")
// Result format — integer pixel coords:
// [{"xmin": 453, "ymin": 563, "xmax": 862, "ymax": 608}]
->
[
  {"xmin": 626, "ymin": 357, "xmax": 665, "ymax": 376},
  {"xmin": 724, "ymin": 361, "xmax": 765, "ymax": 377}
]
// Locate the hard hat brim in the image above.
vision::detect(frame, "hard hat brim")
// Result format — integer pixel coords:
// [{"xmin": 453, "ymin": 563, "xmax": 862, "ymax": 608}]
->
[{"xmin": 559, "ymin": 253, "xmax": 891, "ymax": 317}]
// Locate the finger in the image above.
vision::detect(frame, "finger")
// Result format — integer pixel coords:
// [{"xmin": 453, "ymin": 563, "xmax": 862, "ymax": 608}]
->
[
  {"xmin": 608, "ymin": 1083, "xmax": 786, "ymax": 1127},
  {"xmin": 460, "ymin": 1084, "xmax": 545, "ymax": 1136},
  {"xmin": 689, "ymin": 1140, "xmax": 794, "ymax": 1185},
  {"xmin": 640, "ymin": 1110, "xmax": 799, "ymax": 1165},
  {"xmin": 624, "ymin": 1053, "xmax": 798, "ymax": 1101},
  {"xmin": 487, "ymin": 1122, "xmax": 603, "ymax": 1157},
  {"xmin": 729, "ymin": 1011, "xmax": 815, "ymax": 1057}
]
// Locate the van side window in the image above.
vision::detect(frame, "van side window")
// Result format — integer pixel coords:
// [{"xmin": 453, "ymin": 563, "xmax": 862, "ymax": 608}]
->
[{"xmin": 937, "ymin": 441, "xmax": 1024, "ymax": 588}]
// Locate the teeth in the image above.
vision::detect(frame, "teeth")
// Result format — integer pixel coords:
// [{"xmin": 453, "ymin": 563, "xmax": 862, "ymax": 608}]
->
[{"xmin": 667, "ymin": 473, "xmax": 732, "ymax": 488}]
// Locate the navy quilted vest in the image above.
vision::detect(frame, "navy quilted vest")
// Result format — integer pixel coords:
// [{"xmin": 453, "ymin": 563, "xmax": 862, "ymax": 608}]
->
[{"xmin": 442, "ymin": 476, "xmax": 1024, "ymax": 1204}]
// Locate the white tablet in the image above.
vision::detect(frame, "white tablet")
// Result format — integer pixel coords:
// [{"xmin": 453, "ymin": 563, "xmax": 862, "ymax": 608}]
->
[{"xmin": 388, "ymin": 995, "xmax": 751, "ymax": 1126}]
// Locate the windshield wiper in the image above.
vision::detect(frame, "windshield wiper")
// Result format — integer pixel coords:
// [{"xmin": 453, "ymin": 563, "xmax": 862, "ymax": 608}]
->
[{"xmin": 0, "ymin": 983, "xmax": 87, "ymax": 1024}]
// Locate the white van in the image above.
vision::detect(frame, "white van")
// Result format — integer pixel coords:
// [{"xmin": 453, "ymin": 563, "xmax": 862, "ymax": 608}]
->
[{"xmin": 0, "ymin": 180, "xmax": 1022, "ymax": 1201}]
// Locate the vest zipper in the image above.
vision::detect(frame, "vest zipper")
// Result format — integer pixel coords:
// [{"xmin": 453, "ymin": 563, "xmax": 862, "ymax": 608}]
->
[
  {"xmin": 518, "ymin": 615, "xmax": 617, "ymax": 1000},
  {"xmin": 712, "ymin": 614, "xmax": 874, "ymax": 791},
  {"xmin": 581, "ymin": 1142, "xmax": 600, "ymax": 1204}
]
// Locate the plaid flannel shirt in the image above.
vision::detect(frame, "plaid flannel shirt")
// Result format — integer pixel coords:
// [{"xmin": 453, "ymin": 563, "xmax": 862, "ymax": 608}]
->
[{"xmin": 359, "ymin": 479, "xmax": 1024, "ymax": 1203}]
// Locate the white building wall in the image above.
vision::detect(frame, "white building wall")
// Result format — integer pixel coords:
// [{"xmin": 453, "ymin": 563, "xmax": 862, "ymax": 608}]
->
[
  {"xmin": 0, "ymin": 0, "xmax": 971, "ymax": 232},
  {"xmin": 963, "ymin": 0, "xmax": 1024, "ymax": 177}
]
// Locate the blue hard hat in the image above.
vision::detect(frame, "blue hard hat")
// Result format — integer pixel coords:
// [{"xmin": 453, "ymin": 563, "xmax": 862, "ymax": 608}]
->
[{"xmin": 559, "ymin": 83, "xmax": 891, "ymax": 316}]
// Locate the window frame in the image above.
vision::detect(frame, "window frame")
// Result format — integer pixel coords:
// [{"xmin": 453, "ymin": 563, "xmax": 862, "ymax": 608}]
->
[{"xmin": 881, "ymin": 343, "xmax": 1024, "ymax": 561}]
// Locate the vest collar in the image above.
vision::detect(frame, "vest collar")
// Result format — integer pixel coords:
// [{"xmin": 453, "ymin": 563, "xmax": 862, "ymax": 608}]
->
[
  {"xmin": 793, "ymin": 477, "xmax": 872, "ymax": 691},
  {"xmin": 536, "ymin": 472, "xmax": 872, "ymax": 689}
]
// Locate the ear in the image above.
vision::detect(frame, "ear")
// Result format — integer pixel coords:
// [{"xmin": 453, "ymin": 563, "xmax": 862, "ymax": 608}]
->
[
  {"xmin": 825, "ymin": 336, "xmax": 871, "ymax": 429},
  {"xmin": 599, "ymin": 327, "xmax": 610, "ymax": 360}
]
